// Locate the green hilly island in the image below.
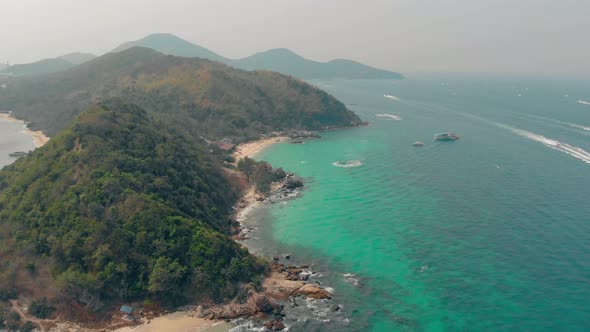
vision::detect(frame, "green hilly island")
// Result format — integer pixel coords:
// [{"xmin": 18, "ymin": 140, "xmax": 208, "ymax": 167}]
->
[
  {"xmin": 0, "ymin": 47, "xmax": 361, "ymax": 139},
  {"xmin": 0, "ymin": 46, "xmax": 361, "ymax": 327}
]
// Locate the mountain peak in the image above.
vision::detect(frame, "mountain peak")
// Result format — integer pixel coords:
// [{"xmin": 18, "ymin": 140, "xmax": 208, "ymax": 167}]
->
[{"xmin": 112, "ymin": 33, "xmax": 226, "ymax": 61}]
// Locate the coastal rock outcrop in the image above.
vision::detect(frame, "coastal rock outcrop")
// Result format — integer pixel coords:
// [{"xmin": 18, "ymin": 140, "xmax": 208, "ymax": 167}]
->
[
  {"xmin": 263, "ymin": 270, "xmax": 332, "ymax": 300},
  {"xmin": 296, "ymin": 284, "xmax": 332, "ymax": 299}
]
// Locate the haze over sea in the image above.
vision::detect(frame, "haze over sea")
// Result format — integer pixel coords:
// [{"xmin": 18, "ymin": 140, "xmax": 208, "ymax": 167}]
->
[{"xmin": 241, "ymin": 75, "xmax": 590, "ymax": 331}]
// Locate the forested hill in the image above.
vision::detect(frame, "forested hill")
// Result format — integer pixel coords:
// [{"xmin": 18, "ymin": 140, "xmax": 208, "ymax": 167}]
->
[
  {"xmin": 0, "ymin": 100, "xmax": 265, "ymax": 309},
  {"xmin": 0, "ymin": 47, "xmax": 361, "ymax": 140}
]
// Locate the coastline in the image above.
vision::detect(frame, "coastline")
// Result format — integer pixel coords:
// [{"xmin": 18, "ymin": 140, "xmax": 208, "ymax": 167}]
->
[
  {"xmin": 234, "ymin": 136, "xmax": 289, "ymax": 161},
  {"xmin": 0, "ymin": 113, "xmax": 50, "ymax": 148},
  {"xmin": 232, "ymin": 136, "xmax": 290, "ymax": 224}
]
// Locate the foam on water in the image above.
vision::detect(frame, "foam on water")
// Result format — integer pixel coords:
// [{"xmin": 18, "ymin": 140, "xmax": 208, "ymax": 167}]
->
[
  {"xmin": 376, "ymin": 113, "xmax": 402, "ymax": 120},
  {"xmin": 384, "ymin": 94, "xmax": 400, "ymax": 101},
  {"xmin": 497, "ymin": 123, "xmax": 590, "ymax": 164},
  {"xmin": 332, "ymin": 160, "xmax": 363, "ymax": 168}
]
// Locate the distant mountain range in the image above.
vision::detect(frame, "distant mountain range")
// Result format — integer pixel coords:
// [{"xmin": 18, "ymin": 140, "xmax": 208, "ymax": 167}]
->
[
  {"xmin": 3, "ymin": 33, "xmax": 402, "ymax": 79},
  {"xmin": 113, "ymin": 33, "xmax": 403, "ymax": 80},
  {"xmin": 0, "ymin": 52, "xmax": 96, "ymax": 76}
]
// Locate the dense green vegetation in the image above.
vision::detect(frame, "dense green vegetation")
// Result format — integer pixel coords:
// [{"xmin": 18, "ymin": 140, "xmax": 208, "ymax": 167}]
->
[
  {"xmin": 237, "ymin": 157, "xmax": 287, "ymax": 194},
  {"xmin": 112, "ymin": 33, "xmax": 404, "ymax": 80},
  {"xmin": 0, "ymin": 100, "xmax": 266, "ymax": 309},
  {"xmin": 0, "ymin": 47, "xmax": 361, "ymax": 140}
]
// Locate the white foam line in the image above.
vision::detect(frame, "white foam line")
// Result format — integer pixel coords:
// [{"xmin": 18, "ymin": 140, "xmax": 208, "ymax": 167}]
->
[
  {"xmin": 578, "ymin": 100, "xmax": 590, "ymax": 105},
  {"xmin": 526, "ymin": 114, "xmax": 590, "ymax": 133},
  {"xmin": 376, "ymin": 113, "xmax": 402, "ymax": 120},
  {"xmin": 570, "ymin": 123, "xmax": 590, "ymax": 131},
  {"xmin": 384, "ymin": 94, "xmax": 400, "ymax": 101},
  {"xmin": 496, "ymin": 123, "xmax": 590, "ymax": 164}
]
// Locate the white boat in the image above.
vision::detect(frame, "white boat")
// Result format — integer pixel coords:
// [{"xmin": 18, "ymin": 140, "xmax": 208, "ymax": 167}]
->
[{"xmin": 413, "ymin": 141, "xmax": 425, "ymax": 147}]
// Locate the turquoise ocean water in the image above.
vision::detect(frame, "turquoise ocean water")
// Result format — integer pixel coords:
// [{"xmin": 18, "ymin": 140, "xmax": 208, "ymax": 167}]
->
[{"xmin": 240, "ymin": 75, "xmax": 590, "ymax": 331}]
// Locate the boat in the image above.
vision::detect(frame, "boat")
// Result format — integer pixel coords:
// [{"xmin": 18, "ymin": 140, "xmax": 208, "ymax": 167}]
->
[
  {"xmin": 413, "ymin": 141, "xmax": 425, "ymax": 147},
  {"xmin": 433, "ymin": 133, "xmax": 459, "ymax": 141},
  {"xmin": 8, "ymin": 151, "xmax": 28, "ymax": 158}
]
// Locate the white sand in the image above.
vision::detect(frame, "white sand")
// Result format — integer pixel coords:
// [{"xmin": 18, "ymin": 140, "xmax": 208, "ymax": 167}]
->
[
  {"xmin": 115, "ymin": 312, "xmax": 232, "ymax": 332},
  {"xmin": 233, "ymin": 137, "xmax": 288, "ymax": 161}
]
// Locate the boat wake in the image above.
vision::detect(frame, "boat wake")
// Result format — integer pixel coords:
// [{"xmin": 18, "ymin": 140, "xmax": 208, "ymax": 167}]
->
[
  {"xmin": 384, "ymin": 94, "xmax": 400, "ymax": 101},
  {"xmin": 578, "ymin": 100, "xmax": 590, "ymax": 105},
  {"xmin": 526, "ymin": 114, "xmax": 590, "ymax": 134},
  {"xmin": 496, "ymin": 123, "xmax": 590, "ymax": 164},
  {"xmin": 332, "ymin": 160, "xmax": 363, "ymax": 168},
  {"xmin": 376, "ymin": 113, "xmax": 402, "ymax": 120},
  {"xmin": 570, "ymin": 123, "xmax": 590, "ymax": 132}
]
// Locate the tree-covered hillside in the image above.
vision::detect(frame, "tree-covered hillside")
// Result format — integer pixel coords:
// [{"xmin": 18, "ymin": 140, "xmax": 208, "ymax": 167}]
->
[
  {"xmin": 0, "ymin": 100, "xmax": 265, "ymax": 310},
  {"xmin": 0, "ymin": 47, "xmax": 361, "ymax": 140}
]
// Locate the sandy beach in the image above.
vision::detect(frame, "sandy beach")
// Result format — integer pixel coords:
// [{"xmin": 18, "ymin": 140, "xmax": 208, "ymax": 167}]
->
[
  {"xmin": 115, "ymin": 312, "xmax": 232, "ymax": 332},
  {"xmin": 0, "ymin": 113, "xmax": 50, "ymax": 147},
  {"xmin": 233, "ymin": 136, "xmax": 289, "ymax": 161}
]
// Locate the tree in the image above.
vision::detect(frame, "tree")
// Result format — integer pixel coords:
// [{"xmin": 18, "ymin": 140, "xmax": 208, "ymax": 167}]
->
[
  {"xmin": 237, "ymin": 157, "xmax": 256, "ymax": 181},
  {"xmin": 148, "ymin": 257, "xmax": 187, "ymax": 294}
]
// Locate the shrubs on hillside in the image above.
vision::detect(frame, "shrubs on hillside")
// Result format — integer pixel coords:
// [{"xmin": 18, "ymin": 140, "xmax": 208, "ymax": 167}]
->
[{"xmin": 237, "ymin": 157, "xmax": 287, "ymax": 194}]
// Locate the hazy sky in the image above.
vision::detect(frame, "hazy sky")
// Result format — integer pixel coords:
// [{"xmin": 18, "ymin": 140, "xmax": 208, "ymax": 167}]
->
[{"xmin": 1, "ymin": 0, "xmax": 589, "ymax": 77}]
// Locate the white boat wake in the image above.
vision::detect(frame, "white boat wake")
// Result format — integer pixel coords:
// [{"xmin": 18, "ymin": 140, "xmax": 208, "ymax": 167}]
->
[
  {"xmin": 376, "ymin": 113, "xmax": 402, "ymax": 120},
  {"xmin": 570, "ymin": 123, "xmax": 590, "ymax": 131},
  {"xmin": 384, "ymin": 94, "xmax": 400, "ymax": 101},
  {"xmin": 526, "ymin": 114, "xmax": 590, "ymax": 133},
  {"xmin": 496, "ymin": 123, "xmax": 590, "ymax": 164}
]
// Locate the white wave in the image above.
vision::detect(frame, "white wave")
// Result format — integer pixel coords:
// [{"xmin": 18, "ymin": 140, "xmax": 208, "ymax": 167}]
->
[
  {"xmin": 342, "ymin": 273, "xmax": 361, "ymax": 286},
  {"xmin": 332, "ymin": 160, "xmax": 363, "ymax": 168},
  {"xmin": 496, "ymin": 123, "xmax": 590, "ymax": 164},
  {"xmin": 384, "ymin": 94, "xmax": 400, "ymax": 101},
  {"xmin": 578, "ymin": 100, "xmax": 590, "ymax": 105},
  {"xmin": 570, "ymin": 123, "xmax": 590, "ymax": 131},
  {"xmin": 376, "ymin": 113, "xmax": 402, "ymax": 120}
]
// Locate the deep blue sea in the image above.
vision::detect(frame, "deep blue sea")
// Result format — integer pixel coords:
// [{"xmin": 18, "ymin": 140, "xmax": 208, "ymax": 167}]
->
[{"xmin": 238, "ymin": 74, "xmax": 590, "ymax": 331}]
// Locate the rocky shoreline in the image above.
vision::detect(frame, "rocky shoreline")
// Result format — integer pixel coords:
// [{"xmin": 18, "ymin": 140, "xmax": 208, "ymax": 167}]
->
[{"xmin": 222, "ymin": 138, "xmax": 335, "ymax": 331}]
